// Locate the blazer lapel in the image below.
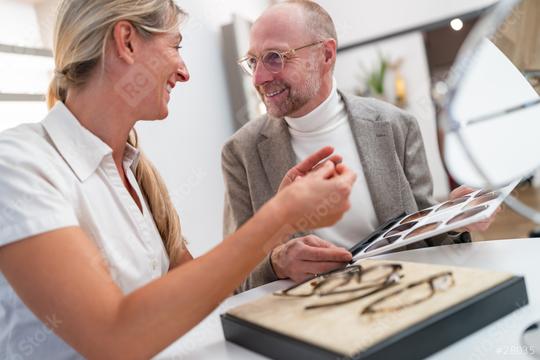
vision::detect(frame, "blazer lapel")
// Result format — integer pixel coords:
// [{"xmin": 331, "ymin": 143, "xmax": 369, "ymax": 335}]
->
[
  {"xmin": 257, "ymin": 116, "xmax": 297, "ymax": 194},
  {"xmin": 341, "ymin": 92, "xmax": 404, "ymax": 224}
]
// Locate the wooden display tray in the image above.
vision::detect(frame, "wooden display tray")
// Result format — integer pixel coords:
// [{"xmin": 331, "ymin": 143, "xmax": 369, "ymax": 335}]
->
[{"xmin": 221, "ymin": 261, "xmax": 528, "ymax": 360}]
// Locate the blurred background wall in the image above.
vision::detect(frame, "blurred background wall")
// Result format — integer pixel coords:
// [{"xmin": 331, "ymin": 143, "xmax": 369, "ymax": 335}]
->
[{"xmin": 0, "ymin": 0, "xmax": 497, "ymax": 256}]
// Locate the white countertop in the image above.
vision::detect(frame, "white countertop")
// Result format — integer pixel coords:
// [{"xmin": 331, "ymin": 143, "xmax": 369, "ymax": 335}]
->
[{"xmin": 157, "ymin": 238, "xmax": 540, "ymax": 359}]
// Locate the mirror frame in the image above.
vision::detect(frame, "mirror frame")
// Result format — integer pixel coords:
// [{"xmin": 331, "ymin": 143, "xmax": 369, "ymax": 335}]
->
[{"xmin": 434, "ymin": 0, "xmax": 523, "ymax": 185}]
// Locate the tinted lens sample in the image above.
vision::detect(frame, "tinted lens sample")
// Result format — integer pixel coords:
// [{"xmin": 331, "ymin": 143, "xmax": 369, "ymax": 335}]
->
[
  {"xmin": 435, "ymin": 196, "xmax": 469, "ymax": 212},
  {"xmin": 399, "ymin": 209, "xmax": 433, "ymax": 224},
  {"xmin": 447, "ymin": 205, "xmax": 489, "ymax": 225},
  {"xmin": 465, "ymin": 192, "xmax": 500, "ymax": 209},
  {"xmin": 365, "ymin": 235, "xmax": 401, "ymax": 253},
  {"xmin": 404, "ymin": 222, "xmax": 441, "ymax": 239},
  {"xmin": 474, "ymin": 189, "xmax": 493, "ymax": 198},
  {"xmin": 384, "ymin": 221, "xmax": 417, "ymax": 237}
]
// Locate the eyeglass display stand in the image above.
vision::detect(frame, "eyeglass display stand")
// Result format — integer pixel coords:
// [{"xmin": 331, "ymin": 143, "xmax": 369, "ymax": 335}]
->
[{"xmin": 221, "ymin": 261, "xmax": 528, "ymax": 360}]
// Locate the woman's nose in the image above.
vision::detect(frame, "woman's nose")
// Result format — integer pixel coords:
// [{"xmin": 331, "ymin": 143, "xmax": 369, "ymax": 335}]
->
[{"xmin": 176, "ymin": 59, "xmax": 190, "ymax": 82}]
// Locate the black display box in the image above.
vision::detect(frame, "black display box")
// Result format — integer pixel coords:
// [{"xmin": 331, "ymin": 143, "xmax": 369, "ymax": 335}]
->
[{"xmin": 221, "ymin": 276, "xmax": 528, "ymax": 360}]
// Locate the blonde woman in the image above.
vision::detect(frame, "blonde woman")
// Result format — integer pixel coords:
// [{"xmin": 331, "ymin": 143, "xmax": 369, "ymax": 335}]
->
[{"xmin": 0, "ymin": 0, "xmax": 356, "ymax": 359}]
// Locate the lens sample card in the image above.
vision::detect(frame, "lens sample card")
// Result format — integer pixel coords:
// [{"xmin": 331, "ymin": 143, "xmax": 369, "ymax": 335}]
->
[{"xmin": 351, "ymin": 180, "xmax": 519, "ymax": 262}]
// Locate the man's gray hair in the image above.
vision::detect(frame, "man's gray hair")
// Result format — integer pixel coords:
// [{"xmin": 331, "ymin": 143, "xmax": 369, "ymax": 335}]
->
[{"xmin": 283, "ymin": 0, "xmax": 338, "ymax": 46}]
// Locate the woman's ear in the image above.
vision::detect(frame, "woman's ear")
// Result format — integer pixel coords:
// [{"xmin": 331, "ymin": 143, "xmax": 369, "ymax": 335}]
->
[{"xmin": 113, "ymin": 20, "xmax": 137, "ymax": 64}]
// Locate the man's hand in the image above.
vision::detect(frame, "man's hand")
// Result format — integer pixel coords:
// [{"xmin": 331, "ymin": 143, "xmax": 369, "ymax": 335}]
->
[
  {"xmin": 448, "ymin": 185, "xmax": 475, "ymax": 200},
  {"xmin": 270, "ymin": 235, "xmax": 352, "ymax": 283},
  {"xmin": 278, "ymin": 146, "xmax": 342, "ymax": 192},
  {"xmin": 449, "ymin": 185, "xmax": 501, "ymax": 232}
]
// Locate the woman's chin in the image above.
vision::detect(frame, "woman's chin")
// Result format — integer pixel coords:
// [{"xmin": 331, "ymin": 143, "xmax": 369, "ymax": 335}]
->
[
  {"xmin": 154, "ymin": 100, "xmax": 170, "ymax": 120},
  {"xmin": 158, "ymin": 105, "xmax": 169, "ymax": 119},
  {"xmin": 138, "ymin": 106, "xmax": 168, "ymax": 121}
]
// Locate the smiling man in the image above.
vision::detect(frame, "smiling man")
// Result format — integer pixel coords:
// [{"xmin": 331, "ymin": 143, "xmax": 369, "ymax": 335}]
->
[{"xmin": 221, "ymin": 0, "xmax": 490, "ymax": 292}]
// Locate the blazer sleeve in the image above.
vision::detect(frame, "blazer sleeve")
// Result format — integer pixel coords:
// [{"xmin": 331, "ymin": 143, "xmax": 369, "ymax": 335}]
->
[
  {"xmin": 401, "ymin": 115, "xmax": 470, "ymax": 246},
  {"xmin": 221, "ymin": 142, "xmax": 279, "ymax": 293}
]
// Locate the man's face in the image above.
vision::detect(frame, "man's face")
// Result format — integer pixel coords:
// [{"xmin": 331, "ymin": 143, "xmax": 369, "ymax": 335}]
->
[{"xmin": 248, "ymin": 6, "xmax": 324, "ymax": 118}]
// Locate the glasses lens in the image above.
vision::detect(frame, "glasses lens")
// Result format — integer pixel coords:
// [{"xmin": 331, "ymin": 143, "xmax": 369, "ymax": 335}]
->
[
  {"xmin": 361, "ymin": 265, "xmax": 400, "ymax": 283},
  {"xmin": 365, "ymin": 235, "xmax": 401, "ymax": 253},
  {"xmin": 384, "ymin": 221, "xmax": 417, "ymax": 237},
  {"xmin": 435, "ymin": 196, "xmax": 469, "ymax": 212},
  {"xmin": 262, "ymin": 51, "xmax": 284, "ymax": 73},
  {"xmin": 322, "ymin": 265, "xmax": 360, "ymax": 278},
  {"xmin": 279, "ymin": 266, "xmax": 362, "ymax": 296},
  {"xmin": 465, "ymin": 192, "xmax": 500, "ymax": 209},
  {"xmin": 369, "ymin": 281, "xmax": 433, "ymax": 313},
  {"xmin": 446, "ymin": 205, "xmax": 489, "ymax": 225},
  {"xmin": 240, "ymin": 57, "xmax": 256, "ymax": 75},
  {"xmin": 365, "ymin": 272, "xmax": 453, "ymax": 314},
  {"xmin": 432, "ymin": 273, "xmax": 454, "ymax": 291},
  {"xmin": 400, "ymin": 209, "xmax": 432, "ymax": 224},
  {"xmin": 404, "ymin": 222, "xmax": 441, "ymax": 239},
  {"xmin": 311, "ymin": 267, "xmax": 364, "ymax": 294}
]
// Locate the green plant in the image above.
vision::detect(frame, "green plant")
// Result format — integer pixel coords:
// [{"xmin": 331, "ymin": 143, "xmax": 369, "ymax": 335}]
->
[{"xmin": 367, "ymin": 55, "xmax": 388, "ymax": 95}]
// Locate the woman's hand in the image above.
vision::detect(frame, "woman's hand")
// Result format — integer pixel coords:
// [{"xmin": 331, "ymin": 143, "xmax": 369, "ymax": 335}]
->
[
  {"xmin": 278, "ymin": 146, "xmax": 342, "ymax": 193},
  {"xmin": 278, "ymin": 159, "xmax": 357, "ymax": 232}
]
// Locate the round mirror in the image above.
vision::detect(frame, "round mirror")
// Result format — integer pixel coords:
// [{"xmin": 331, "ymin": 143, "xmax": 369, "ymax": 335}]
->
[{"xmin": 437, "ymin": 0, "xmax": 540, "ymax": 188}]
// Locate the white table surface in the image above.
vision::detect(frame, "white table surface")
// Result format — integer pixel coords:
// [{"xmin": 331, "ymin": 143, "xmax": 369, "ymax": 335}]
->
[{"xmin": 156, "ymin": 238, "xmax": 540, "ymax": 359}]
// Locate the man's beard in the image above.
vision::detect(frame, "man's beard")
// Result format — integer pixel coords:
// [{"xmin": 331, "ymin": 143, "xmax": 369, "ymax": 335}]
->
[{"xmin": 258, "ymin": 73, "xmax": 321, "ymax": 118}]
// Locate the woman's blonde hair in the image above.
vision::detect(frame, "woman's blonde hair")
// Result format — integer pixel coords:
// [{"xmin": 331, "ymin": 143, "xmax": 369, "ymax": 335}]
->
[{"xmin": 47, "ymin": 0, "xmax": 187, "ymax": 267}]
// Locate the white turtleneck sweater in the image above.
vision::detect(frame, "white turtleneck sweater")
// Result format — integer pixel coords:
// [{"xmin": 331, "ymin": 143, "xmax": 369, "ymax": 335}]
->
[{"xmin": 285, "ymin": 79, "xmax": 378, "ymax": 248}]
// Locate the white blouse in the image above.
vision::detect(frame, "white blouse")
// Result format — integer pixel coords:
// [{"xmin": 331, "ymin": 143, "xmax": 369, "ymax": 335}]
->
[{"xmin": 0, "ymin": 102, "xmax": 170, "ymax": 359}]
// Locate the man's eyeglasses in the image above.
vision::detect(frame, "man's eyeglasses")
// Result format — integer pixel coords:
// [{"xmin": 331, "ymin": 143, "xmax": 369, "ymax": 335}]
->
[{"xmin": 238, "ymin": 41, "xmax": 324, "ymax": 76}]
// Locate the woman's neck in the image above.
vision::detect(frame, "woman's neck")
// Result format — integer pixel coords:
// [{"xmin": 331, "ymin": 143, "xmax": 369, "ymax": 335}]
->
[{"xmin": 64, "ymin": 83, "xmax": 137, "ymax": 168}]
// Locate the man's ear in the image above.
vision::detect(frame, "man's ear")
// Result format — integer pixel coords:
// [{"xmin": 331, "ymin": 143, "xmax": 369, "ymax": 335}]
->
[
  {"xmin": 113, "ymin": 20, "xmax": 137, "ymax": 65},
  {"xmin": 323, "ymin": 38, "xmax": 337, "ymax": 66}
]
